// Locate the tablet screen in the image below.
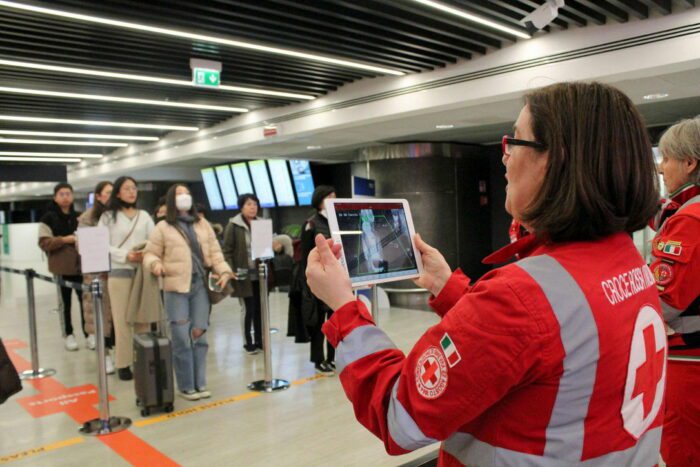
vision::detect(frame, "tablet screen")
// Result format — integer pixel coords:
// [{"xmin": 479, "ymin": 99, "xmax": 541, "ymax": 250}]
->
[{"xmin": 334, "ymin": 202, "xmax": 419, "ymax": 284}]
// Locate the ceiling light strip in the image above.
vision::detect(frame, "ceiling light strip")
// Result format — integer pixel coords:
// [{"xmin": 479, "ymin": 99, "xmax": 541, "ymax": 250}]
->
[
  {"xmin": 0, "ymin": 156, "xmax": 81, "ymax": 163},
  {"xmin": 0, "ymin": 115, "xmax": 199, "ymax": 131},
  {"xmin": 0, "ymin": 130, "xmax": 159, "ymax": 140},
  {"xmin": 0, "ymin": 59, "xmax": 315, "ymax": 100},
  {"xmin": 0, "ymin": 152, "xmax": 103, "ymax": 158},
  {"xmin": 0, "ymin": 86, "xmax": 248, "ymax": 112},
  {"xmin": 0, "ymin": 1, "xmax": 404, "ymax": 76},
  {"xmin": 0, "ymin": 138, "xmax": 126, "ymax": 146},
  {"xmin": 410, "ymin": 0, "xmax": 531, "ymax": 40}
]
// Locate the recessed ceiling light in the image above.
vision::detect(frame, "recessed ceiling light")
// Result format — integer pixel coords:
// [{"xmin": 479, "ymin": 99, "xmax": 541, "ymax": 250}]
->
[
  {"xmin": 0, "ymin": 59, "xmax": 316, "ymax": 101},
  {"xmin": 0, "ymin": 1, "xmax": 404, "ymax": 76},
  {"xmin": 0, "ymin": 156, "xmax": 81, "ymax": 163},
  {"xmin": 306, "ymin": 145, "xmax": 322, "ymax": 150},
  {"xmin": 0, "ymin": 115, "xmax": 199, "ymax": 131},
  {"xmin": 0, "ymin": 152, "xmax": 103, "ymax": 158},
  {"xmin": 410, "ymin": 0, "xmax": 531, "ymax": 39},
  {"xmin": 435, "ymin": 124, "xmax": 454, "ymax": 129},
  {"xmin": 0, "ymin": 138, "xmax": 127, "ymax": 147},
  {"xmin": 0, "ymin": 130, "xmax": 159, "ymax": 141},
  {"xmin": 643, "ymin": 93, "xmax": 669, "ymax": 101},
  {"xmin": 0, "ymin": 86, "xmax": 248, "ymax": 113}
]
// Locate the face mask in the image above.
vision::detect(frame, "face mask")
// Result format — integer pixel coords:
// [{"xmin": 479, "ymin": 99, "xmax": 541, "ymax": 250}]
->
[
  {"xmin": 118, "ymin": 199, "xmax": 137, "ymax": 209},
  {"xmin": 176, "ymin": 194, "xmax": 193, "ymax": 212}
]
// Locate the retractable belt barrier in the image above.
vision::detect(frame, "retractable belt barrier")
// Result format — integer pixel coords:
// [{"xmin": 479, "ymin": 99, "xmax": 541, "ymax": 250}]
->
[
  {"xmin": 248, "ymin": 260, "xmax": 290, "ymax": 393},
  {"xmin": 0, "ymin": 267, "xmax": 131, "ymax": 436}
]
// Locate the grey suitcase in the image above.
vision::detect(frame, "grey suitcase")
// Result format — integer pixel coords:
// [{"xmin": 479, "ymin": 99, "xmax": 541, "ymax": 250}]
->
[{"xmin": 133, "ymin": 332, "xmax": 174, "ymax": 416}]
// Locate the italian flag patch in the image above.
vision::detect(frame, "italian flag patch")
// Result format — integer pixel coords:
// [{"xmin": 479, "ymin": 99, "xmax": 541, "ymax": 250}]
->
[
  {"xmin": 662, "ymin": 241, "xmax": 682, "ymax": 256},
  {"xmin": 440, "ymin": 333, "xmax": 461, "ymax": 368}
]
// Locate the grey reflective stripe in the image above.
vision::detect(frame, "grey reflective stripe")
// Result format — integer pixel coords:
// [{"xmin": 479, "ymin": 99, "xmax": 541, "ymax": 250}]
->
[
  {"xmin": 677, "ymin": 194, "xmax": 700, "ymax": 213},
  {"xmin": 676, "ymin": 316, "xmax": 700, "ymax": 334},
  {"xmin": 387, "ymin": 378, "xmax": 438, "ymax": 451},
  {"xmin": 660, "ymin": 300, "xmax": 684, "ymax": 328},
  {"xmin": 335, "ymin": 325, "xmax": 397, "ymax": 374},
  {"xmin": 516, "ymin": 255, "xmax": 599, "ymax": 462},
  {"xmin": 442, "ymin": 426, "xmax": 662, "ymax": 466}
]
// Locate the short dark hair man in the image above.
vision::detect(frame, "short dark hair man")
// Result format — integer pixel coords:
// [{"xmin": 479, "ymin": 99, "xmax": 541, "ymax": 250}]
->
[{"xmin": 38, "ymin": 183, "xmax": 87, "ymax": 351}]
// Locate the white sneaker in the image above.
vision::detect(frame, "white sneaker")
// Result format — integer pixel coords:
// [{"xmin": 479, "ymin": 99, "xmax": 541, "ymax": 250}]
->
[
  {"xmin": 86, "ymin": 334, "xmax": 96, "ymax": 350},
  {"xmin": 179, "ymin": 390, "xmax": 200, "ymax": 401},
  {"xmin": 64, "ymin": 334, "xmax": 78, "ymax": 351},
  {"xmin": 196, "ymin": 388, "xmax": 211, "ymax": 399},
  {"xmin": 105, "ymin": 355, "xmax": 115, "ymax": 375}
]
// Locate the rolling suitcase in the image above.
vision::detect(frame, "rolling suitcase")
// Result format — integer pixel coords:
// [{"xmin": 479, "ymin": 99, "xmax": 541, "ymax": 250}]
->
[{"xmin": 133, "ymin": 332, "xmax": 175, "ymax": 416}]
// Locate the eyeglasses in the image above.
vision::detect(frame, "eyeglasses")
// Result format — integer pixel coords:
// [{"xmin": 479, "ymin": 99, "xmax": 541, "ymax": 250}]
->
[{"xmin": 502, "ymin": 135, "xmax": 545, "ymax": 157}]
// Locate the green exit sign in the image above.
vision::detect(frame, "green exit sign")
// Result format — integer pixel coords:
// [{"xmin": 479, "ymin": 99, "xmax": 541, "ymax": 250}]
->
[{"xmin": 193, "ymin": 68, "xmax": 220, "ymax": 87}]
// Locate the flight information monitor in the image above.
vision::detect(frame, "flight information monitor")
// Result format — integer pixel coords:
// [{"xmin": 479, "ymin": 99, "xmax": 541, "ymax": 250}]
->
[
  {"xmin": 267, "ymin": 159, "xmax": 296, "ymax": 207},
  {"xmin": 248, "ymin": 160, "xmax": 276, "ymax": 208},
  {"xmin": 289, "ymin": 160, "xmax": 315, "ymax": 206},
  {"xmin": 326, "ymin": 199, "xmax": 423, "ymax": 287},
  {"xmin": 215, "ymin": 165, "xmax": 238, "ymax": 210},
  {"xmin": 201, "ymin": 168, "xmax": 224, "ymax": 211},
  {"xmin": 231, "ymin": 162, "xmax": 254, "ymax": 198}
]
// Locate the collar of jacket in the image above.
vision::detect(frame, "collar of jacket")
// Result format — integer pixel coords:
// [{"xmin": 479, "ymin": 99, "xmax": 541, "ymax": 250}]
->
[
  {"xmin": 482, "ymin": 232, "xmax": 546, "ymax": 265},
  {"xmin": 231, "ymin": 213, "xmax": 258, "ymax": 230},
  {"xmin": 670, "ymin": 183, "xmax": 700, "ymax": 207}
]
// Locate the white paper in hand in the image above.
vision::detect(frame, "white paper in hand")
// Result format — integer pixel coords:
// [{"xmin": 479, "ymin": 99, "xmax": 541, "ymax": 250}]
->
[
  {"xmin": 250, "ymin": 219, "xmax": 274, "ymax": 260},
  {"xmin": 77, "ymin": 226, "xmax": 111, "ymax": 274}
]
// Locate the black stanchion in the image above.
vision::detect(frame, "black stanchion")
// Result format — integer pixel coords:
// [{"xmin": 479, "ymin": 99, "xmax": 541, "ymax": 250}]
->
[
  {"xmin": 80, "ymin": 278, "xmax": 131, "ymax": 436},
  {"xmin": 19, "ymin": 268, "xmax": 56, "ymax": 380},
  {"xmin": 248, "ymin": 261, "xmax": 289, "ymax": 393}
]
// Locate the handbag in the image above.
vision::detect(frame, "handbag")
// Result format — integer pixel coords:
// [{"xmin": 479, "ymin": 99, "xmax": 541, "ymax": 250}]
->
[
  {"xmin": 173, "ymin": 224, "xmax": 233, "ymax": 304},
  {"xmin": 0, "ymin": 338, "xmax": 22, "ymax": 404}
]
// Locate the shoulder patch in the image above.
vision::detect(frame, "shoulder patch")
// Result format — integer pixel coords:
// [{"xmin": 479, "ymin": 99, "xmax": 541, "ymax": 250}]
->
[
  {"xmin": 415, "ymin": 347, "xmax": 448, "ymax": 400},
  {"xmin": 653, "ymin": 262, "xmax": 674, "ymax": 286}
]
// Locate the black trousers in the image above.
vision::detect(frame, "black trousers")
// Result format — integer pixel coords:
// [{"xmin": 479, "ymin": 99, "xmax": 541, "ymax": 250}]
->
[
  {"xmin": 60, "ymin": 275, "xmax": 86, "ymax": 337},
  {"xmin": 243, "ymin": 280, "xmax": 263, "ymax": 348},
  {"xmin": 310, "ymin": 305, "xmax": 335, "ymax": 365}
]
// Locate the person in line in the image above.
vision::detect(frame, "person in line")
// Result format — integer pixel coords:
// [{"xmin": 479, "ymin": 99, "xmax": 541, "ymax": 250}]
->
[
  {"xmin": 223, "ymin": 193, "xmax": 264, "ymax": 354},
  {"xmin": 651, "ymin": 117, "xmax": 700, "ymax": 467},
  {"xmin": 38, "ymin": 183, "xmax": 85, "ymax": 351},
  {"xmin": 144, "ymin": 184, "xmax": 232, "ymax": 400},
  {"xmin": 153, "ymin": 196, "xmax": 167, "ymax": 224},
  {"xmin": 306, "ymin": 82, "xmax": 665, "ymax": 465},
  {"xmin": 99, "ymin": 176, "xmax": 154, "ymax": 381},
  {"xmin": 78, "ymin": 181, "xmax": 115, "ymax": 373},
  {"xmin": 300, "ymin": 186, "xmax": 337, "ymax": 375}
]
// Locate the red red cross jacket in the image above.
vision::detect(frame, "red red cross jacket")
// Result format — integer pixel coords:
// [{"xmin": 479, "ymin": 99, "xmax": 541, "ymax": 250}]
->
[
  {"xmin": 649, "ymin": 183, "xmax": 700, "ymax": 356},
  {"xmin": 323, "ymin": 232, "xmax": 666, "ymax": 466}
]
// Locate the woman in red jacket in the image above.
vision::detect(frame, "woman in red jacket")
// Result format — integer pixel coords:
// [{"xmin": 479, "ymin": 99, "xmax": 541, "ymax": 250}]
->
[
  {"xmin": 651, "ymin": 117, "xmax": 700, "ymax": 467},
  {"xmin": 307, "ymin": 82, "xmax": 664, "ymax": 466}
]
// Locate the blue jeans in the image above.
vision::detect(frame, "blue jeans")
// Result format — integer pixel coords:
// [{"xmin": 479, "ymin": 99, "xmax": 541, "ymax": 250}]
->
[{"xmin": 164, "ymin": 277, "xmax": 210, "ymax": 393}]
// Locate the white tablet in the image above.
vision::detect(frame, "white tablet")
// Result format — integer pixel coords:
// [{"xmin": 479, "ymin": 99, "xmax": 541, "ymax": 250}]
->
[{"xmin": 326, "ymin": 198, "xmax": 423, "ymax": 287}]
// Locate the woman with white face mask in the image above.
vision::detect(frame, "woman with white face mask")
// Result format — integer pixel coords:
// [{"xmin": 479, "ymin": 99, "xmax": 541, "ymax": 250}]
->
[{"xmin": 143, "ymin": 184, "xmax": 232, "ymax": 400}]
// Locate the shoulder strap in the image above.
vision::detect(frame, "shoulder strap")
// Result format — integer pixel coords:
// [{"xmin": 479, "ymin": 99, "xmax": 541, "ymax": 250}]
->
[{"xmin": 117, "ymin": 211, "xmax": 141, "ymax": 249}]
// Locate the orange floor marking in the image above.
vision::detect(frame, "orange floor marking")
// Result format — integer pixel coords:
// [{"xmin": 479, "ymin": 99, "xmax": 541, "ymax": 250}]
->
[{"xmin": 5, "ymin": 339, "xmax": 178, "ymax": 466}]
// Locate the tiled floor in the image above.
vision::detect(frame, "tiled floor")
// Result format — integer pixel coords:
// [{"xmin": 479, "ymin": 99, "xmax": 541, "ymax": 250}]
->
[{"xmin": 0, "ymin": 258, "xmax": 440, "ymax": 466}]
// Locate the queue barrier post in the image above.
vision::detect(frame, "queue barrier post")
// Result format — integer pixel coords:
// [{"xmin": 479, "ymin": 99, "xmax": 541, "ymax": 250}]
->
[
  {"xmin": 19, "ymin": 268, "xmax": 56, "ymax": 380},
  {"xmin": 248, "ymin": 260, "xmax": 290, "ymax": 393},
  {"xmin": 79, "ymin": 277, "xmax": 131, "ymax": 436}
]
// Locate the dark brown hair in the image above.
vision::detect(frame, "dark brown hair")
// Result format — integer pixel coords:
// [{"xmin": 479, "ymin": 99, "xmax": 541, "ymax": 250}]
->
[
  {"xmin": 89, "ymin": 181, "xmax": 113, "ymax": 224},
  {"xmin": 522, "ymin": 82, "xmax": 659, "ymax": 242},
  {"xmin": 165, "ymin": 183, "xmax": 199, "ymax": 225}
]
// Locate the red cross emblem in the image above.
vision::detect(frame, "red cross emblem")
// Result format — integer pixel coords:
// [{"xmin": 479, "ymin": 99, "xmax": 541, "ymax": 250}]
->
[
  {"xmin": 632, "ymin": 325, "xmax": 665, "ymax": 418},
  {"xmin": 622, "ymin": 305, "xmax": 667, "ymax": 439},
  {"xmin": 421, "ymin": 359, "xmax": 439, "ymax": 386},
  {"xmin": 415, "ymin": 347, "xmax": 448, "ymax": 399}
]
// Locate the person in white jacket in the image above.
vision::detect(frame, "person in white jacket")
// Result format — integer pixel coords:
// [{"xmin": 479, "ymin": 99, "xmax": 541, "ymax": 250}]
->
[{"xmin": 99, "ymin": 176, "xmax": 154, "ymax": 381}]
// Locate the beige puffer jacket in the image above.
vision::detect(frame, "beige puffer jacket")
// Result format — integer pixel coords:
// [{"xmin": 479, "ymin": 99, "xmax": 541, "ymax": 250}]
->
[{"xmin": 143, "ymin": 219, "xmax": 232, "ymax": 294}]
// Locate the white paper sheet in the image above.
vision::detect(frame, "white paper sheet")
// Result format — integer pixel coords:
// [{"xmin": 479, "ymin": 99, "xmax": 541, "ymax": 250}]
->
[
  {"xmin": 77, "ymin": 226, "xmax": 111, "ymax": 274},
  {"xmin": 250, "ymin": 219, "xmax": 274, "ymax": 260}
]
